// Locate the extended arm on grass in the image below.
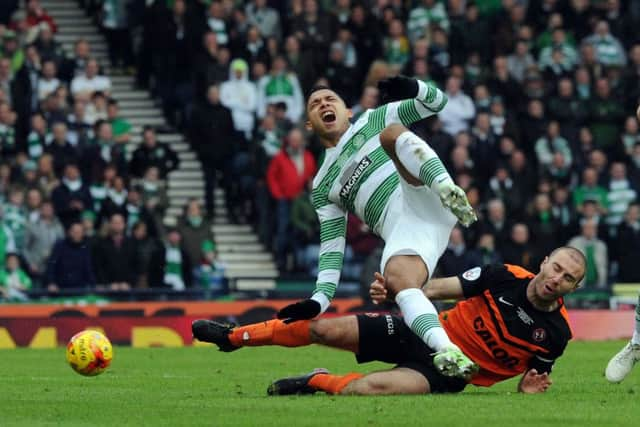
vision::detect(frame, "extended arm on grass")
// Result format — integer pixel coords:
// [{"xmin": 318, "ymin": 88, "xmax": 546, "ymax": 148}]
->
[{"xmin": 517, "ymin": 369, "xmax": 553, "ymax": 394}]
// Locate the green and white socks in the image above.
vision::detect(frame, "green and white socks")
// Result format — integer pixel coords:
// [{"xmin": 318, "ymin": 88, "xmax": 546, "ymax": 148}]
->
[
  {"xmin": 394, "ymin": 130, "xmax": 453, "ymax": 194},
  {"xmin": 395, "ymin": 288, "xmax": 452, "ymax": 351}
]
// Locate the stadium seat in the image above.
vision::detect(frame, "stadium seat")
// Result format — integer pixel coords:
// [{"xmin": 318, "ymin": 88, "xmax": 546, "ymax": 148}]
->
[{"xmin": 610, "ymin": 283, "xmax": 640, "ymax": 309}]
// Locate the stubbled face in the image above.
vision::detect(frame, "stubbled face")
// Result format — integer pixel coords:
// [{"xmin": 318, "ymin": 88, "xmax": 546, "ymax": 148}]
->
[
  {"xmin": 534, "ymin": 250, "xmax": 583, "ymax": 301},
  {"xmin": 306, "ymin": 89, "xmax": 351, "ymax": 141}
]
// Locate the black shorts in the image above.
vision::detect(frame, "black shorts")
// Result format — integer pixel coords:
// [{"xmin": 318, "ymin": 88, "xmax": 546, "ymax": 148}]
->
[{"xmin": 355, "ymin": 313, "xmax": 467, "ymax": 394}]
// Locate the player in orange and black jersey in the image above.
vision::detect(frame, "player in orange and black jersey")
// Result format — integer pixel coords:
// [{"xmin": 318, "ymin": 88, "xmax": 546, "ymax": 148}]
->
[
  {"xmin": 192, "ymin": 246, "xmax": 585, "ymax": 395},
  {"xmin": 441, "ymin": 262, "xmax": 573, "ymax": 387}
]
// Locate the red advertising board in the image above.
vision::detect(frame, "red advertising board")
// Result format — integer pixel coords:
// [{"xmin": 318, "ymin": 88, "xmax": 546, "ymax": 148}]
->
[
  {"xmin": 0, "ymin": 299, "xmax": 364, "ymax": 318},
  {"xmin": 0, "ymin": 300, "xmax": 635, "ymax": 348},
  {"xmin": 0, "ymin": 316, "xmax": 197, "ymax": 348}
]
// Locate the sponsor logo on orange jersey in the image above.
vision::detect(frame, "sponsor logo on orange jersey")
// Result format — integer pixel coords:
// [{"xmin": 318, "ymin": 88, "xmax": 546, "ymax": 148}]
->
[{"xmin": 473, "ymin": 316, "xmax": 519, "ymax": 369}]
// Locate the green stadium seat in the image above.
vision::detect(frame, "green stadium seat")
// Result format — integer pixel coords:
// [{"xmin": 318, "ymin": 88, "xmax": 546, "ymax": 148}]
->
[{"xmin": 609, "ymin": 283, "xmax": 640, "ymax": 309}]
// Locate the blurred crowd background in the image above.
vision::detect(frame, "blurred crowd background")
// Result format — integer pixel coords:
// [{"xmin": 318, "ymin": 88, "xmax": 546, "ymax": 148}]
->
[{"xmin": 1, "ymin": 0, "xmax": 640, "ymax": 306}]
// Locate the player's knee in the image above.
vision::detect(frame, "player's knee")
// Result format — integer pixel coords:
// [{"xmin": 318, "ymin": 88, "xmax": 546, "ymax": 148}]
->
[
  {"xmin": 384, "ymin": 256, "xmax": 428, "ymax": 297},
  {"xmin": 383, "ymin": 272, "xmax": 404, "ymax": 298},
  {"xmin": 384, "ymin": 268, "xmax": 420, "ymax": 297},
  {"xmin": 309, "ymin": 319, "xmax": 343, "ymax": 345},
  {"xmin": 379, "ymin": 124, "xmax": 407, "ymax": 153}
]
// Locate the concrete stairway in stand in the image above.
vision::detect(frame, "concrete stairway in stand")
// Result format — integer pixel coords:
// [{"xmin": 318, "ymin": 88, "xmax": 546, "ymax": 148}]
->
[{"xmin": 38, "ymin": 0, "xmax": 278, "ymax": 289}]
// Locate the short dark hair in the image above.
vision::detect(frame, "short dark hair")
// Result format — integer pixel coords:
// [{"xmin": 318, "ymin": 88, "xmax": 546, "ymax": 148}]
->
[
  {"xmin": 307, "ymin": 85, "xmax": 333, "ymax": 99},
  {"xmin": 110, "ymin": 212, "xmax": 126, "ymax": 221},
  {"xmin": 66, "ymin": 220, "xmax": 84, "ymax": 231},
  {"xmin": 94, "ymin": 119, "xmax": 108, "ymax": 132},
  {"xmin": 64, "ymin": 162, "xmax": 79, "ymax": 170},
  {"xmin": 306, "ymin": 85, "xmax": 347, "ymax": 109}
]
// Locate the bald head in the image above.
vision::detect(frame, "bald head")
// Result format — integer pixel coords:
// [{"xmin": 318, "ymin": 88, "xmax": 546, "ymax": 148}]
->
[{"xmin": 549, "ymin": 246, "xmax": 587, "ymax": 283}]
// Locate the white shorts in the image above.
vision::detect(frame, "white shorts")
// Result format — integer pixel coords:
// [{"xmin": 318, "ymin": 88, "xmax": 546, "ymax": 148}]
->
[{"xmin": 379, "ymin": 175, "xmax": 457, "ymax": 279}]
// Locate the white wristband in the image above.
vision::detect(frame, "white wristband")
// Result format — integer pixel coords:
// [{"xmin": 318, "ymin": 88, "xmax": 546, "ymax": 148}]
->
[{"xmin": 311, "ymin": 292, "xmax": 331, "ymax": 314}]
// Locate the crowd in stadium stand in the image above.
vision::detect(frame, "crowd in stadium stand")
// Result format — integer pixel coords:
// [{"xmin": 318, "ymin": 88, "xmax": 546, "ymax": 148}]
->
[{"xmin": 2, "ymin": 0, "xmax": 640, "ymax": 304}]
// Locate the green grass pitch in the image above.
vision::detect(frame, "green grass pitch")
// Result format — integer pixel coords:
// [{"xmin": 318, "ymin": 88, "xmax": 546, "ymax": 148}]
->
[{"xmin": 1, "ymin": 341, "xmax": 639, "ymax": 426}]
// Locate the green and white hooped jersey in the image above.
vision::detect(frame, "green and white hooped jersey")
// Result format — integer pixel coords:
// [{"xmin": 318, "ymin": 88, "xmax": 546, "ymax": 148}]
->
[{"xmin": 310, "ymin": 83, "xmax": 447, "ymax": 309}]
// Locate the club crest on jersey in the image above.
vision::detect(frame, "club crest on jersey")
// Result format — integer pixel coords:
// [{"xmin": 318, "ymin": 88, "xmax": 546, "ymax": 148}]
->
[
  {"xmin": 532, "ymin": 328, "xmax": 546, "ymax": 342},
  {"xmin": 339, "ymin": 156, "xmax": 372, "ymax": 199},
  {"xmin": 353, "ymin": 133, "xmax": 367, "ymax": 147},
  {"xmin": 462, "ymin": 267, "xmax": 481, "ymax": 281}
]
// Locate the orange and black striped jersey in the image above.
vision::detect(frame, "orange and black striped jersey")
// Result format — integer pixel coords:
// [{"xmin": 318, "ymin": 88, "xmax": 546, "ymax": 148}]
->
[{"xmin": 439, "ymin": 263, "xmax": 572, "ymax": 387}]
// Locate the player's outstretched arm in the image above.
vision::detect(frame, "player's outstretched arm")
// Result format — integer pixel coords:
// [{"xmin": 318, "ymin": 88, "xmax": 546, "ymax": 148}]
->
[
  {"xmin": 369, "ymin": 273, "xmax": 464, "ymax": 304},
  {"xmin": 423, "ymin": 276, "xmax": 464, "ymax": 300},
  {"xmin": 517, "ymin": 369, "xmax": 553, "ymax": 394},
  {"xmin": 277, "ymin": 204, "xmax": 347, "ymax": 322}
]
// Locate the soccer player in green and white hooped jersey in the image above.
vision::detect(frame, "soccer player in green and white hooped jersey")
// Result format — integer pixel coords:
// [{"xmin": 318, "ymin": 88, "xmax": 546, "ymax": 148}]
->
[
  {"xmin": 605, "ymin": 105, "xmax": 640, "ymax": 383},
  {"xmin": 606, "ymin": 296, "xmax": 640, "ymax": 383},
  {"xmin": 275, "ymin": 76, "xmax": 479, "ymax": 379}
]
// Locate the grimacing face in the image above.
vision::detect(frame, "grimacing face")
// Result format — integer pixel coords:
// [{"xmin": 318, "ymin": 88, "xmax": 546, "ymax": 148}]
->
[
  {"xmin": 305, "ymin": 89, "xmax": 352, "ymax": 140},
  {"xmin": 534, "ymin": 250, "xmax": 584, "ymax": 301}
]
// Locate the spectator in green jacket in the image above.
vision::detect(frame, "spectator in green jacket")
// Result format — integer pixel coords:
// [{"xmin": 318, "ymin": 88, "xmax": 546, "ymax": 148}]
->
[
  {"xmin": 0, "ymin": 219, "xmax": 16, "ymax": 270},
  {"xmin": 589, "ymin": 78, "xmax": 625, "ymax": 151},
  {"xmin": 573, "ymin": 167, "xmax": 609, "ymax": 214},
  {"xmin": 0, "ymin": 31, "xmax": 25, "ymax": 73},
  {"xmin": 0, "ymin": 253, "xmax": 31, "ymax": 301},
  {"xmin": 107, "ymin": 98, "xmax": 131, "ymax": 145}
]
